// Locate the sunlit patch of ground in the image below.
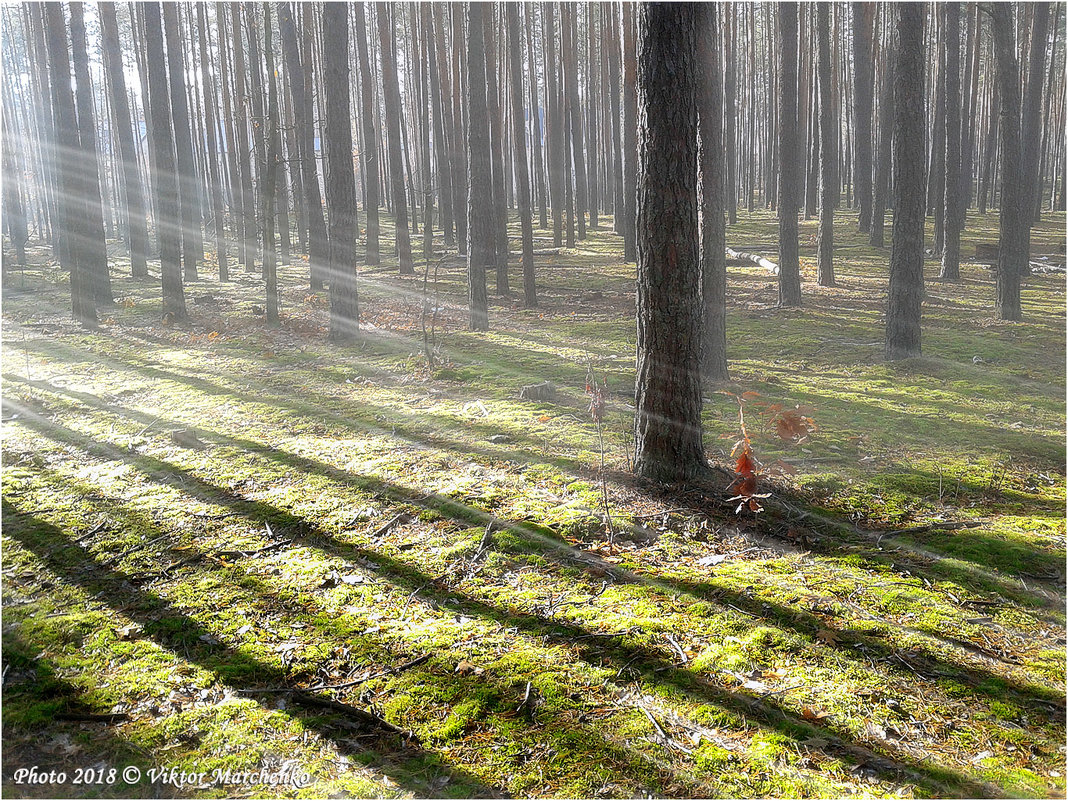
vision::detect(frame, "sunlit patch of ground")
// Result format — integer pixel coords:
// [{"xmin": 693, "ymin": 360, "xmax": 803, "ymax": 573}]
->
[{"xmin": 2, "ymin": 207, "xmax": 1064, "ymax": 798}]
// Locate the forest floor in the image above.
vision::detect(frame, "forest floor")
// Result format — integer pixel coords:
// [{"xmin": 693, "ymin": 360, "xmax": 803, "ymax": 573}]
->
[{"xmin": 1, "ymin": 208, "xmax": 1065, "ymax": 799}]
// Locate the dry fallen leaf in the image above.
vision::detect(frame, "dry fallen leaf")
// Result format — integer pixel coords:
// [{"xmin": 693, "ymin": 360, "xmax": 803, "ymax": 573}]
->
[
  {"xmin": 801, "ymin": 706, "xmax": 831, "ymax": 721},
  {"xmin": 816, "ymin": 628, "xmax": 841, "ymax": 646},
  {"xmin": 455, "ymin": 660, "xmax": 485, "ymax": 676}
]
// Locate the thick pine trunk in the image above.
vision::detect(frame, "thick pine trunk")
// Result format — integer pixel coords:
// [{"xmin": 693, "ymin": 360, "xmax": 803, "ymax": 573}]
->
[
  {"xmin": 885, "ymin": 4, "xmax": 925, "ymax": 360},
  {"xmin": 634, "ymin": 3, "xmax": 706, "ymax": 483}
]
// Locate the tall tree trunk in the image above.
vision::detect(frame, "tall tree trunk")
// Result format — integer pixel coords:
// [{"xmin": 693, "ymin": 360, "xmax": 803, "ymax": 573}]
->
[
  {"xmin": 817, "ymin": 3, "xmax": 835, "ymax": 287},
  {"xmin": 448, "ymin": 6, "xmax": 469, "ymax": 256},
  {"xmin": 68, "ymin": 1, "xmax": 112, "ymax": 306},
  {"xmin": 940, "ymin": 3, "xmax": 963, "ymax": 281},
  {"xmin": 528, "ymin": 6, "xmax": 548, "ymax": 230},
  {"xmin": 376, "ymin": 4, "xmax": 413, "ymax": 275},
  {"xmin": 698, "ymin": 4, "xmax": 727, "ymax": 384},
  {"xmin": 853, "ymin": 2, "xmax": 875, "ymax": 232},
  {"xmin": 354, "ymin": 3, "xmax": 380, "ymax": 265},
  {"xmin": 544, "ymin": 2, "xmax": 564, "ymax": 248},
  {"xmin": 506, "ymin": 3, "xmax": 536, "ymax": 308},
  {"xmin": 322, "ymin": 2, "xmax": 359, "ymax": 341},
  {"xmin": 279, "ymin": 1, "xmax": 328, "ymax": 290},
  {"xmin": 885, "ymin": 4, "xmax": 925, "ymax": 360},
  {"xmin": 1021, "ymin": 4, "xmax": 1050, "ymax": 242},
  {"xmin": 724, "ymin": 5, "xmax": 737, "ymax": 224},
  {"xmin": 870, "ymin": 10, "xmax": 894, "ymax": 248},
  {"xmin": 606, "ymin": 3, "xmax": 623, "ymax": 235},
  {"xmin": 427, "ymin": 5, "xmax": 454, "ymax": 248},
  {"xmin": 230, "ymin": 3, "xmax": 256, "ymax": 273},
  {"xmin": 634, "ymin": 3, "xmax": 706, "ymax": 483},
  {"xmin": 466, "ymin": 2, "xmax": 492, "ymax": 332},
  {"xmin": 99, "ymin": 2, "xmax": 148, "ymax": 278},
  {"xmin": 195, "ymin": 4, "xmax": 228, "ymax": 282},
  {"xmin": 261, "ymin": 4, "xmax": 280, "ymax": 325},
  {"xmin": 1, "ymin": 92, "xmax": 27, "ymax": 272},
  {"xmin": 562, "ymin": 5, "xmax": 588, "ymax": 240},
  {"xmin": 777, "ymin": 4, "xmax": 802, "ymax": 307},
  {"xmin": 483, "ymin": 12, "xmax": 509, "ymax": 292},
  {"xmin": 991, "ymin": 4, "xmax": 1025, "ymax": 321},
  {"xmin": 621, "ymin": 3, "xmax": 637, "ymax": 261},
  {"xmin": 163, "ymin": 3, "xmax": 201, "ymax": 281},
  {"xmin": 141, "ymin": 2, "xmax": 185, "ymax": 322}
]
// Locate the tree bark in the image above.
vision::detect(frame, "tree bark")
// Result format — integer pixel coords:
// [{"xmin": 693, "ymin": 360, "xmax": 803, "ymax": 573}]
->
[
  {"xmin": 322, "ymin": 2, "xmax": 359, "ymax": 340},
  {"xmin": 354, "ymin": 3, "xmax": 381, "ymax": 265},
  {"xmin": 621, "ymin": 3, "xmax": 637, "ymax": 261},
  {"xmin": 852, "ymin": 2, "xmax": 875, "ymax": 232},
  {"xmin": 634, "ymin": 3, "xmax": 706, "ymax": 483},
  {"xmin": 506, "ymin": 3, "xmax": 536, "ymax": 308},
  {"xmin": 777, "ymin": 4, "xmax": 802, "ymax": 307},
  {"xmin": 870, "ymin": 10, "xmax": 894, "ymax": 249},
  {"xmin": 697, "ymin": 4, "xmax": 728, "ymax": 384},
  {"xmin": 483, "ymin": 12, "xmax": 509, "ymax": 291},
  {"xmin": 939, "ymin": 3, "xmax": 962, "ymax": 281},
  {"xmin": 885, "ymin": 4, "xmax": 925, "ymax": 360},
  {"xmin": 817, "ymin": 3, "xmax": 835, "ymax": 287},
  {"xmin": 376, "ymin": 4, "xmax": 413, "ymax": 275},
  {"xmin": 466, "ymin": 2, "xmax": 492, "ymax": 331}
]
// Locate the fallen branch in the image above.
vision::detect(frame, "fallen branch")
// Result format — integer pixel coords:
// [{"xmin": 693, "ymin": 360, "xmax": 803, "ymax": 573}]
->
[
  {"xmin": 290, "ymin": 692, "xmax": 412, "ymax": 739},
  {"xmin": 55, "ymin": 712, "xmax": 129, "ymax": 724},
  {"xmin": 868, "ymin": 520, "xmax": 985, "ymax": 537},
  {"xmin": 726, "ymin": 247, "xmax": 779, "ymax": 275}
]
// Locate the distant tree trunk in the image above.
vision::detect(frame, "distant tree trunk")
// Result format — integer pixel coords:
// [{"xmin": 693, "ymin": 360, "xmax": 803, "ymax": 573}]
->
[
  {"xmin": 633, "ymin": 3, "xmax": 706, "ymax": 483},
  {"xmin": 606, "ymin": 2, "xmax": 623, "ymax": 235},
  {"xmin": 885, "ymin": 4, "xmax": 925, "ymax": 361},
  {"xmin": 585, "ymin": 6, "xmax": 600, "ymax": 229},
  {"xmin": 940, "ymin": 3, "xmax": 962, "ymax": 281},
  {"xmin": 817, "ymin": 3, "xmax": 835, "ymax": 287},
  {"xmin": 321, "ymin": 2, "xmax": 359, "ymax": 341},
  {"xmin": 466, "ymin": 2, "xmax": 491, "ymax": 332},
  {"xmin": 68, "ymin": 1, "xmax": 112, "ymax": 306},
  {"xmin": 1021, "ymin": 5, "xmax": 1050, "ymax": 239},
  {"xmin": 959, "ymin": 4, "xmax": 980, "ymax": 224},
  {"xmin": 354, "ymin": 3, "xmax": 380, "ymax": 265},
  {"xmin": 929, "ymin": 18, "xmax": 947, "ymax": 256},
  {"xmin": 427, "ymin": 5, "xmax": 454, "ymax": 248},
  {"xmin": 561, "ymin": 5, "xmax": 588, "ymax": 240},
  {"xmin": 279, "ymin": 2, "xmax": 327, "ymax": 290},
  {"xmin": 544, "ymin": 3, "xmax": 564, "ymax": 248},
  {"xmin": 777, "ymin": 4, "xmax": 802, "ymax": 307},
  {"xmin": 194, "ymin": 4, "xmax": 227, "ymax": 282},
  {"xmin": 853, "ymin": 2, "xmax": 875, "ymax": 232},
  {"xmin": 448, "ymin": 6, "xmax": 468, "ymax": 256},
  {"xmin": 991, "ymin": 4, "xmax": 1025, "ymax": 321},
  {"xmin": 506, "ymin": 3, "xmax": 536, "ymax": 308},
  {"xmin": 723, "ymin": 4, "xmax": 737, "ymax": 225},
  {"xmin": 528, "ymin": 6, "xmax": 548, "ymax": 230},
  {"xmin": 230, "ymin": 4, "xmax": 256, "ymax": 273},
  {"xmin": 376, "ymin": 4, "xmax": 413, "ymax": 275},
  {"xmin": 141, "ymin": 2, "xmax": 185, "ymax": 322},
  {"xmin": 260, "ymin": 4, "xmax": 280, "ymax": 325},
  {"xmin": 163, "ymin": 3, "xmax": 201, "ymax": 281},
  {"xmin": 870, "ymin": 12, "xmax": 894, "ymax": 249},
  {"xmin": 483, "ymin": 12, "xmax": 509, "ymax": 292},
  {"xmin": 1, "ymin": 94, "xmax": 27, "ymax": 271},
  {"xmin": 621, "ymin": 3, "xmax": 637, "ymax": 261},
  {"xmin": 99, "ymin": 2, "xmax": 148, "ymax": 278},
  {"xmin": 697, "ymin": 4, "xmax": 728, "ymax": 384}
]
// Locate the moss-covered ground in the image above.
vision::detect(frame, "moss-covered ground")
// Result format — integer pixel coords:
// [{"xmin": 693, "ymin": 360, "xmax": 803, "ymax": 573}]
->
[{"xmin": 2, "ymin": 207, "xmax": 1064, "ymax": 798}]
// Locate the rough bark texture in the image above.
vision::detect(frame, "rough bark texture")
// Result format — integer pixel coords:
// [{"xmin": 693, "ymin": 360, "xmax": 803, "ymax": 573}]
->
[
  {"xmin": 816, "ymin": 3, "xmax": 835, "ymax": 287},
  {"xmin": 99, "ymin": 2, "xmax": 148, "ymax": 278},
  {"xmin": 633, "ymin": 2, "xmax": 707, "ymax": 483},
  {"xmin": 697, "ymin": 4, "xmax": 728, "ymax": 384},
  {"xmin": 506, "ymin": 3, "xmax": 536, "ymax": 308},
  {"xmin": 939, "ymin": 3, "xmax": 962, "ymax": 280},
  {"xmin": 141, "ymin": 2, "xmax": 185, "ymax": 322},
  {"xmin": 885, "ymin": 4, "xmax": 925, "ymax": 361},
  {"xmin": 852, "ymin": 2, "xmax": 875, "ymax": 232},
  {"xmin": 322, "ymin": 3, "xmax": 359, "ymax": 341},
  {"xmin": 776, "ymin": 4, "xmax": 802, "ymax": 306},
  {"xmin": 991, "ymin": 4, "xmax": 1025, "ymax": 321},
  {"xmin": 466, "ymin": 2, "xmax": 492, "ymax": 332}
]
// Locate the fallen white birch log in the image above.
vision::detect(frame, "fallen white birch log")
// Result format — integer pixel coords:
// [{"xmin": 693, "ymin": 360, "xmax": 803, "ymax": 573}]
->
[{"xmin": 726, "ymin": 248, "xmax": 779, "ymax": 275}]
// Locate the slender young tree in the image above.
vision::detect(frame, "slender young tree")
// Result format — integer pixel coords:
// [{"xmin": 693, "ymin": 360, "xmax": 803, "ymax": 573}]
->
[
  {"xmin": 777, "ymin": 3, "xmax": 802, "ymax": 306},
  {"xmin": 376, "ymin": 4, "xmax": 413, "ymax": 274},
  {"xmin": 466, "ymin": 2, "xmax": 492, "ymax": 331},
  {"xmin": 506, "ymin": 2, "xmax": 536, "ymax": 308},
  {"xmin": 697, "ymin": 3, "xmax": 727, "ymax": 384},
  {"xmin": 885, "ymin": 4, "xmax": 925, "ymax": 360},
  {"xmin": 99, "ymin": 2, "xmax": 148, "ymax": 278},
  {"xmin": 321, "ymin": 2, "xmax": 359, "ymax": 340},
  {"xmin": 633, "ymin": 3, "xmax": 706, "ymax": 482},
  {"xmin": 940, "ymin": 2, "xmax": 963, "ymax": 281},
  {"xmin": 141, "ymin": 2, "xmax": 186, "ymax": 322},
  {"xmin": 816, "ymin": 3, "xmax": 835, "ymax": 287}
]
